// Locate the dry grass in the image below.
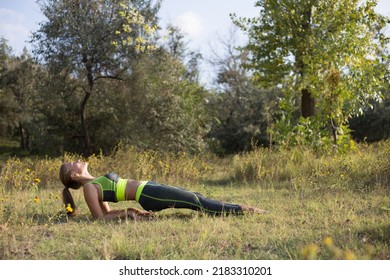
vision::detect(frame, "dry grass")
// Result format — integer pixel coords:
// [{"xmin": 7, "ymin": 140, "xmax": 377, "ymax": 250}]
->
[{"xmin": 0, "ymin": 142, "xmax": 389, "ymax": 260}]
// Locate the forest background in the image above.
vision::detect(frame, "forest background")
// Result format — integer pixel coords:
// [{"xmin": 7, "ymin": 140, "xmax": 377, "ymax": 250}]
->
[
  {"xmin": 0, "ymin": 0, "xmax": 389, "ymax": 156},
  {"xmin": 0, "ymin": 0, "xmax": 389, "ymax": 260}
]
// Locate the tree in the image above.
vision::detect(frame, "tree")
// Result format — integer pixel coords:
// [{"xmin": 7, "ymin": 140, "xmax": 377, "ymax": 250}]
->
[
  {"xmin": 233, "ymin": 0, "xmax": 389, "ymax": 148},
  {"xmin": 91, "ymin": 23, "xmax": 208, "ymax": 154},
  {"xmin": 0, "ymin": 41, "xmax": 41, "ymax": 151},
  {"xmin": 0, "ymin": 37, "xmax": 12, "ymax": 71},
  {"xmin": 0, "ymin": 37, "xmax": 13, "ymax": 138},
  {"xmin": 165, "ymin": 24, "xmax": 187, "ymax": 59},
  {"xmin": 207, "ymin": 28, "xmax": 278, "ymax": 154},
  {"xmin": 1, "ymin": 49, "xmax": 38, "ymax": 150},
  {"xmin": 350, "ymin": 52, "xmax": 390, "ymax": 142},
  {"xmin": 164, "ymin": 24, "xmax": 203, "ymax": 83},
  {"xmin": 29, "ymin": 67, "xmax": 82, "ymax": 155},
  {"xmin": 31, "ymin": 0, "xmax": 159, "ymax": 155},
  {"xmin": 117, "ymin": 50, "xmax": 209, "ymax": 153}
]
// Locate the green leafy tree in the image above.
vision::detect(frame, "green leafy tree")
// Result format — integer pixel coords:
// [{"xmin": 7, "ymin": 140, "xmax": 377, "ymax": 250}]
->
[
  {"xmin": 121, "ymin": 48, "xmax": 208, "ymax": 152},
  {"xmin": 0, "ymin": 48, "xmax": 38, "ymax": 151},
  {"xmin": 31, "ymin": 0, "xmax": 159, "ymax": 155},
  {"xmin": 233, "ymin": 0, "xmax": 389, "ymax": 149},
  {"xmin": 0, "ymin": 37, "xmax": 12, "ymax": 137},
  {"xmin": 164, "ymin": 24, "xmax": 203, "ymax": 83},
  {"xmin": 165, "ymin": 24, "xmax": 187, "ymax": 59},
  {"xmin": 350, "ymin": 53, "xmax": 390, "ymax": 142},
  {"xmin": 207, "ymin": 28, "xmax": 278, "ymax": 154},
  {"xmin": 30, "ymin": 68, "xmax": 82, "ymax": 155},
  {"xmin": 82, "ymin": 23, "xmax": 208, "ymax": 153},
  {"xmin": 80, "ymin": 49, "xmax": 208, "ymax": 153},
  {"xmin": 0, "ymin": 37, "xmax": 12, "ymax": 72}
]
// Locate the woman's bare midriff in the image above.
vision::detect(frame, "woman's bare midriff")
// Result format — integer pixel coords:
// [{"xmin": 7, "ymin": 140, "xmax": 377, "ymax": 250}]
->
[{"xmin": 125, "ymin": 179, "xmax": 142, "ymax": 200}]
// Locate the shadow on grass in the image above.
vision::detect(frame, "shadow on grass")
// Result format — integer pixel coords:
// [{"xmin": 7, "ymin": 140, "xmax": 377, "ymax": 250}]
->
[
  {"xmin": 26, "ymin": 212, "xmax": 93, "ymax": 224},
  {"xmin": 357, "ymin": 224, "xmax": 390, "ymax": 245},
  {"xmin": 26, "ymin": 210, "xmax": 200, "ymax": 225},
  {"xmin": 200, "ymin": 178, "xmax": 236, "ymax": 187}
]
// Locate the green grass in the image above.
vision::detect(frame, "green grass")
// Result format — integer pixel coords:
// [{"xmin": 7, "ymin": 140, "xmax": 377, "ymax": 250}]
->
[{"xmin": 0, "ymin": 142, "xmax": 389, "ymax": 260}]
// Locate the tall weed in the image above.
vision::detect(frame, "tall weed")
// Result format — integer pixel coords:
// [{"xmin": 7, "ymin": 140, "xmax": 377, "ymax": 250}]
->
[
  {"xmin": 1, "ymin": 141, "xmax": 389, "ymax": 193},
  {"xmin": 232, "ymin": 141, "xmax": 390, "ymax": 191},
  {"xmin": 0, "ymin": 156, "xmax": 62, "ymax": 192},
  {"xmin": 0, "ymin": 146, "xmax": 213, "ymax": 194}
]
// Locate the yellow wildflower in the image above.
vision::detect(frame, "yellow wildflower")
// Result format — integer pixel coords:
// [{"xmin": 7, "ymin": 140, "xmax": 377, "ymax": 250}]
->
[
  {"xmin": 66, "ymin": 203, "xmax": 73, "ymax": 213},
  {"xmin": 34, "ymin": 196, "xmax": 39, "ymax": 203},
  {"xmin": 34, "ymin": 178, "xmax": 41, "ymax": 183},
  {"xmin": 323, "ymin": 236, "xmax": 333, "ymax": 247},
  {"xmin": 343, "ymin": 250, "xmax": 356, "ymax": 260},
  {"xmin": 301, "ymin": 244, "xmax": 318, "ymax": 260}
]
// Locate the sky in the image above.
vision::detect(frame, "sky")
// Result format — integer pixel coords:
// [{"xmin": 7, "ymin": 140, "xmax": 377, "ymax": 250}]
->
[{"xmin": 1, "ymin": 0, "xmax": 390, "ymax": 86}]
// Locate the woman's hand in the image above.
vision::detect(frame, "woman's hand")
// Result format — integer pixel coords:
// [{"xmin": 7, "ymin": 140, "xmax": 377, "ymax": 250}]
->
[{"xmin": 126, "ymin": 207, "xmax": 154, "ymax": 221}]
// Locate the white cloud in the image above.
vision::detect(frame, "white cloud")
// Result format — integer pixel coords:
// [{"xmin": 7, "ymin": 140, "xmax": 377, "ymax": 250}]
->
[
  {"xmin": 0, "ymin": 8, "xmax": 31, "ymax": 54},
  {"xmin": 0, "ymin": 8, "xmax": 25, "ymax": 23},
  {"xmin": 173, "ymin": 11, "xmax": 203, "ymax": 39}
]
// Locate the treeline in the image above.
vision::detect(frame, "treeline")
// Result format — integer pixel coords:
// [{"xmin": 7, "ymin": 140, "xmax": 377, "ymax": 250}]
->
[{"xmin": 0, "ymin": 0, "xmax": 389, "ymax": 157}]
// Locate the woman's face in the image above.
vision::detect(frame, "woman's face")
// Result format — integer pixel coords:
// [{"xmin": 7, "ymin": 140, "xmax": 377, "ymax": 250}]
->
[{"xmin": 64, "ymin": 160, "xmax": 88, "ymax": 175}]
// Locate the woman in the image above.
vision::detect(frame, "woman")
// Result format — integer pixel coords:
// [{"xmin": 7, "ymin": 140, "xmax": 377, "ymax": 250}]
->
[{"xmin": 60, "ymin": 160, "xmax": 267, "ymax": 220}]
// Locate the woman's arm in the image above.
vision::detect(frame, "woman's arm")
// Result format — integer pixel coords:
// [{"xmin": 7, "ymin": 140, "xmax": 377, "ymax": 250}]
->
[
  {"xmin": 83, "ymin": 183, "xmax": 152, "ymax": 220},
  {"xmin": 100, "ymin": 201, "xmax": 111, "ymax": 214}
]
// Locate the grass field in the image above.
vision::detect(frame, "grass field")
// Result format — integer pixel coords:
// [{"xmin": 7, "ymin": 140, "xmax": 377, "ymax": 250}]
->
[{"xmin": 0, "ymin": 142, "xmax": 389, "ymax": 260}]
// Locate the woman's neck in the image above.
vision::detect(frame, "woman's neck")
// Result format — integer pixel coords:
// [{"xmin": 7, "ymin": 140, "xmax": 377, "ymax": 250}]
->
[{"xmin": 76, "ymin": 173, "xmax": 96, "ymax": 186}]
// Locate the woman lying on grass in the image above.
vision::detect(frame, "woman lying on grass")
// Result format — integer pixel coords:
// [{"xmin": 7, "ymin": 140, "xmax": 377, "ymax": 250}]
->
[{"xmin": 59, "ymin": 160, "xmax": 267, "ymax": 220}]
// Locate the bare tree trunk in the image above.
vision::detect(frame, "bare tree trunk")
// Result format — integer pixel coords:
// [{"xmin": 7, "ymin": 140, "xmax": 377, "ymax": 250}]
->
[
  {"xmin": 81, "ymin": 91, "xmax": 91, "ymax": 157},
  {"xmin": 329, "ymin": 118, "xmax": 338, "ymax": 145},
  {"xmin": 81, "ymin": 57, "xmax": 94, "ymax": 157},
  {"xmin": 299, "ymin": 4, "xmax": 315, "ymax": 119},
  {"xmin": 19, "ymin": 123, "xmax": 30, "ymax": 151},
  {"xmin": 301, "ymin": 88, "xmax": 315, "ymax": 118}
]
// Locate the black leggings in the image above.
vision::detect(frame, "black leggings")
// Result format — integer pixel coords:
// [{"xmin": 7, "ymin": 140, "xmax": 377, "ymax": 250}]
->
[{"xmin": 137, "ymin": 182, "xmax": 243, "ymax": 215}]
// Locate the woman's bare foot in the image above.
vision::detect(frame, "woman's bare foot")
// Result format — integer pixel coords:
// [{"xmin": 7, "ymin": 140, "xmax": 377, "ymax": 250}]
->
[{"xmin": 241, "ymin": 205, "xmax": 269, "ymax": 214}]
